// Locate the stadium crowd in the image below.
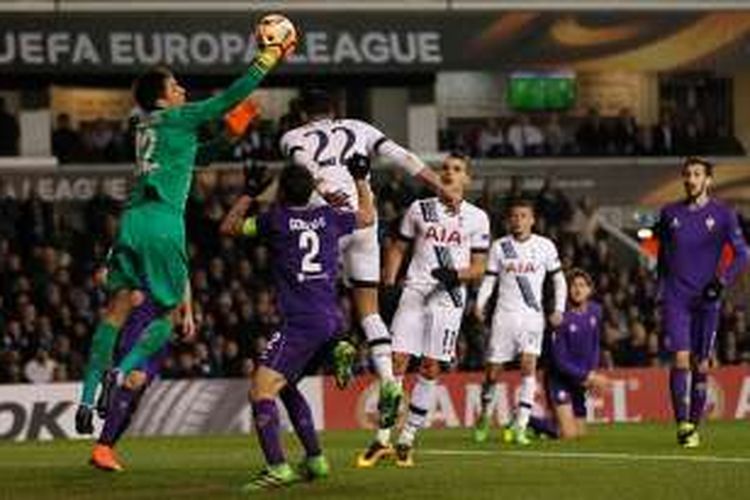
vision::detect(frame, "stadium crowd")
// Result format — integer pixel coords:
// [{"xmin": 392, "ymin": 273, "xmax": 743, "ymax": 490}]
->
[{"xmin": 1, "ymin": 168, "xmax": 749, "ymax": 385}]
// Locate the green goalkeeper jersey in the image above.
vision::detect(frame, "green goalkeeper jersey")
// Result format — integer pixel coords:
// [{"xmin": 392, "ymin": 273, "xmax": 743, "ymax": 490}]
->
[{"xmin": 130, "ymin": 50, "xmax": 278, "ymax": 214}]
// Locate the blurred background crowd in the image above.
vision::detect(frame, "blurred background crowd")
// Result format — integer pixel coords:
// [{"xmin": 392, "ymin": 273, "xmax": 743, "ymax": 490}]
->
[{"xmin": 2, "ymin": 161, "xmax": 749, "ymax": 385}]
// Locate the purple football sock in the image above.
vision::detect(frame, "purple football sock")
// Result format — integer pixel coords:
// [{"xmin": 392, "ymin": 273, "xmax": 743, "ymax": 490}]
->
[
  {"xmin": 690, "ymin": 370, "xmax": 708, "ymax": 426},
  {"xmin": 670, "ymin": 367, "xmax": 690, "ymax": 423},
  {"xmin": 98, "ymin": 386, "xmax": 144, "ymax": 446},
  {"xmin": 280, "ymin": 384, "xmax": 321, "ymax": 458},
  {"xmin": 528, "ymin": 416, "xmax": 559, "ymax": 439},
  {"xmin": 252, "ymin": 399, "xmax": 285, "ymax": 466}
]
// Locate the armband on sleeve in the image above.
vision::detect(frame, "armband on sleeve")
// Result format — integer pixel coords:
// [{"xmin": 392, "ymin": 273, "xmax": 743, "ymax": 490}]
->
[{"xmin": 242, "ymin": 217, "xmax": 258, "ymax": 237}]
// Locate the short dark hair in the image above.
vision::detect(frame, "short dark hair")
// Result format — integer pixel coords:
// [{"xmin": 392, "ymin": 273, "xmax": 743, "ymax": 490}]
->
[
  {"xmin": 682, "ymin": 156, "xmax": 713, "ymax": 177},
  {"xmin": 299, "ymin": 88, "xmax": 333, "ymax": 117},
  {"xmin": 506, "ymin": 197, "xmax": 535, "ymax": 214},
  {"xmin": 568, "ymin": 267, "xmax": 594, "ymax": 289},
  {"xmin": 133, "ymin": 66, "xmax": 173, "ymax": 112},
  {"xmin": 446, "ymin": 150, "xmax": 472, "ymax": 173},
  {"xmin": 278, "ymin": 163, "xmax": 314, "ymax": 206}
]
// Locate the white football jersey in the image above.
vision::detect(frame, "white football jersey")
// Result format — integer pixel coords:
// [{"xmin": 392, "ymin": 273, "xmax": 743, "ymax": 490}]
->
[
  {"xmin": 487, "ymin": 234, "xmax": 561, "ymax": 316},
  {"xmin": 400, "ymin": 197, "xmax": 490, "ymax": 295},
  {"xmin": 280, "ymin": 118, "xmax": 387, "ymax": 211}
]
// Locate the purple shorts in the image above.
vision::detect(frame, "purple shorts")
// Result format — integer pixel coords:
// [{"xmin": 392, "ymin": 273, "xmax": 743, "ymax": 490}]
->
[
  {"xmin": 661, "ymin": 299, "xmax": 719, "ymax": 360},
  {"xmin": 546, "ymin": 373, "xmax": 587, "ymax": 418},
  {"xmin": 261, "ymin": 315, "xmax": 340, "ymax": 383}
]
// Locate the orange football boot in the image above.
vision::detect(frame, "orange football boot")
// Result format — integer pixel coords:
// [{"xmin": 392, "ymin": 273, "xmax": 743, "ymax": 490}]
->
[{"xmin": 89, "ymin": 444, "xmax": 124, "ymax": 472}]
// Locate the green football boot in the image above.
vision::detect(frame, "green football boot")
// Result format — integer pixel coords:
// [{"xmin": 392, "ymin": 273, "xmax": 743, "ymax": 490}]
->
[
  {"xmin": 473, "ymin": 413, "xmax": 490, "ymax": 443},
  {"xmin": 242, "ymin": 463, "xmax": 299, "ymax": 492},
  {"xmin": 332, "ymin": 340, "xmax": 357, "ymax": 390},
  {"xmin": 299, "ymin": 455, "xmax": 330, "ymax": 481},
  {"xmin": 378, "ymin": 380, "xmax": 403, "ymax": 429}
]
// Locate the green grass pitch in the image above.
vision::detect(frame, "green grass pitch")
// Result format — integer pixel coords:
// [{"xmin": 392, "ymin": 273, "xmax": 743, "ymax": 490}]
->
[{"xmin": 1, "ymin": 422, "xmax": 749, "ymax": 499}]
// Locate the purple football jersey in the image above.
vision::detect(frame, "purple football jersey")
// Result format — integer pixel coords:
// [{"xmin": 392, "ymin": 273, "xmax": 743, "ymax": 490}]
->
[
  {"xmin": 258, "ymin": 204, "xmax": 356, "ymax": 320},
  {"xmin": 550, "ymin": 302, "xmax": 602, "ymax": 384},
  {"xmin": 658, "ymin": 199, "xmax": 748, "ymax": 302}
]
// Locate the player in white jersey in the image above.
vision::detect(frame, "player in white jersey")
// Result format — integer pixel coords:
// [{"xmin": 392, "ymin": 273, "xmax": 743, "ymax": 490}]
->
[
  {"xmin": 356, "ymin": 153, "xmax": 490, "ymax": 467},
  {"xmin": 473, "ymin": 198, "xmax": 567, "ymax": 445},
  {"xmin": 280, "ymin": 89, "xmax": 456, "ymax": 428}
]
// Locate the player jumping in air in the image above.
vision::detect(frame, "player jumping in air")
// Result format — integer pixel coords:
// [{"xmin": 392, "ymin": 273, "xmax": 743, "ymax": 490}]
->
[
  {"xmin": 657, "ymin": 157, "xmax": 748, "ymax": 448},
  {"xmin": 74, "ymin": 18, "xmax": 296, "ymax": 460},
  {"xmin": 279, "ymin": 89, "xmax": 459, "ymax": 428},
  {"xmin": 528, "ymin": 269, "xmax": 609, "ymax": 440},
  {"xmin": 220, "ymin": 158, "xmax": 375, "ymax": 490},
  {"xmin": 357, "ymin": 152, "xmax": 489, "ymax": 467},
  {"xmin": 473, "ymin": 198, "xmax": 567, "ymax": 445}
]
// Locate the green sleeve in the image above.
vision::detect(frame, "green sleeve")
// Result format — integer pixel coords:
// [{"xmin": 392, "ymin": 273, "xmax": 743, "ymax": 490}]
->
[{"xmin": 167, "ymin": 50, "xmax": 279, "ymax": 129}]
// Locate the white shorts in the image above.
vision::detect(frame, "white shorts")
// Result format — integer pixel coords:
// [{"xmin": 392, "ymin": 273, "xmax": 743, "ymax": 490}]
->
[
  {"xmin": 391, "ymin": 286, "xmax": 464, "ymax": 362},
  {"xmin": 486, "ymin": 313, "xmax": 545, "ymax": 364},
  {"xmin": 339, "ymin": 222, "xmax": 380, "ymax": 285}
]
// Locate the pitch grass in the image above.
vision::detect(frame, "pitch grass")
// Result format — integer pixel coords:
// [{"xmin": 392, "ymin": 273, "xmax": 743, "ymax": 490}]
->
[{"xmin": 1, "ymin": 422, "xmax": 749, "ymax": 500}]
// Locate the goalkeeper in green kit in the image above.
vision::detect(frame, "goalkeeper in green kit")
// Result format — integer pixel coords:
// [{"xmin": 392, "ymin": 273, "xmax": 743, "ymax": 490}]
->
[{"xmin": 75, "ymin": 15, "xmax": 298, "ymax": 434}]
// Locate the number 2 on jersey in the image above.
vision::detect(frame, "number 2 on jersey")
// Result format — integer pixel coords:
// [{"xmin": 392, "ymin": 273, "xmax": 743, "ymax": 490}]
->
[
  {"xmin": 299, "ymin": 229, "xmax": 322, "ymax": 274},
  {"xmin": 303, "ymin": 126, "xmax": 355, "ymax": 167}
]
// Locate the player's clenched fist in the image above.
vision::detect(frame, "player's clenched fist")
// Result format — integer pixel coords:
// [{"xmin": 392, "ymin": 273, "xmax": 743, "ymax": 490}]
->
[{"xmin": 255, "ymin": 14, "xmax": 298, "ymax": 59}]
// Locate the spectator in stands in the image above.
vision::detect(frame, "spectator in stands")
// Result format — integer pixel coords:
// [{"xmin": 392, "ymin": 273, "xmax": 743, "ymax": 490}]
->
[
  {"xmin": 543, "ymin": 112, "xmax": 567, "ymax": 155},
  {"xmin": 0, "ymin": 97, "xmax": 20, "ymax": 156},
  {"xmin": 478, "ymin": 117, "xmax": 505, "ymax": 157},
  {"xmin": 506, "ymin": 114, "xmax": 544, "ymax": 156},
  {"xmin": 576, "ymin": 107, "xmax": 610, "ymax": 155},
  {"xmin": 23, "ymin": 349, "xmax": 57, "ymax": 383},
  {"xmin": 52, "ymin": 113, "xmax": 82, "ymax": 164},
  {"xmin": 612, "ymin": 107, "xmax": 638, "ymax": 155},
  {"xmin": 535, "ymin": 176, "xmax": 572, "ymax": 229},
  {"xmin": 652, "ymin": 110, "xmax": 679, "ymax": 156}
]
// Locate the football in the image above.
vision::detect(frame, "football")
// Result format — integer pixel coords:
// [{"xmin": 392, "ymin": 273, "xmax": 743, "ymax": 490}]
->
[{"xmin": 255, "ymin": 13, "xmax": 297, "ymax": 55}]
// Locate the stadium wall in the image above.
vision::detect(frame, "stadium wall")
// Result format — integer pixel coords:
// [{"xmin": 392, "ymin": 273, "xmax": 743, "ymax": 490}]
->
[{"xmin": 1, "ymin": 367, "xmax": 748, "ymax": 442}]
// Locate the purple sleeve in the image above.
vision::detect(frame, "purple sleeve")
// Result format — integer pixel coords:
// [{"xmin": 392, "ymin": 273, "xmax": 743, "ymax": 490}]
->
[
  {"xmin": 551, "ymin": 324, "xmax": 589, "ymax": 384},
  {"xmin": 720, "ymin": 208, "xmax": 749, "ymax": 285},
  {"xmin": 256, "ymin": 210, "xmax": 274, "ymax": 238},
  {"xmin": 331, "ymin": 209, "xmax": 357, "ymax": 238}
]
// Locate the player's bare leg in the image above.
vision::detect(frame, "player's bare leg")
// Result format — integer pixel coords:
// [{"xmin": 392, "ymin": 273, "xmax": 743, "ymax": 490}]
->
[
  {"xmin": 671, "ymin": 350, "xmax": 696, "ymax": 446},
  {"xmin": 77, "ymin": 289, "xmax": 135, "ymax": 434},
  {"xmin": 353, "ymin": 286, "xmax": 402, "ymax": 428},
  {"xmin": 356, "ymin": 351, "xmax": 408, "ymax": 468},
  {"xmin": 504, "ymin": 352, "xmax": 537, "ymax": 445},
  {"xmin": 474, "ymin": 362, "xmax": 503, "ymax": 442},
  {"xmin": 394, "ymin": 357, "xmax": 440, "ymax": 467}
]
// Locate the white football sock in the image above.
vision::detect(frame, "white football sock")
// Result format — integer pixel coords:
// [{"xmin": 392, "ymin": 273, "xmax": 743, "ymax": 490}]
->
[
  {"xmin": 516, "ymin": 375, "xmax": 537, "ymax": 430},
  {"xmin": 361, "ymin": 314, "xmax": 394, "ymax": 382},
  {"xmin": 398, "ymin": 375, "xmax": 436, "ymax": 446}
]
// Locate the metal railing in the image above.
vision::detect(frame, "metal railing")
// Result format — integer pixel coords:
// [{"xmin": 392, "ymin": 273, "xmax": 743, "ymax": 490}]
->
[{"xmin": 3, "ymin": 0, "xmax": 750, "ymax": 12}]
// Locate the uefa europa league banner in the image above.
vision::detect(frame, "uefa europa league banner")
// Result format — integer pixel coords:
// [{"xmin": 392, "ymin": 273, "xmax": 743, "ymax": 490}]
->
[
  {"xmin": 0, "ymin": 367, "xmax": 749, "ymax": 441},
  {"xmin": 2, "ymin": 12, "xmax": 750, "ymax": 75}
]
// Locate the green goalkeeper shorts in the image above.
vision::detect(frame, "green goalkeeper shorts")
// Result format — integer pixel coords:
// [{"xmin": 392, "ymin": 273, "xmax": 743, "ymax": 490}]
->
[{"xmin": 105, "ymin": 202, "xmax": 187, "ymax": 309}]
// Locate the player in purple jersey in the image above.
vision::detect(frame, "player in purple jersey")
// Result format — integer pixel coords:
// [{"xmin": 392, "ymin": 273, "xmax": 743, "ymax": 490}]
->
[
  {"xmin": 657, "ymin": 157, "xmax": 749, "ymax": 448},
  {"xmin": 528, "ymin": 269, "xmax": 609, "ymax": 440},
  {"xmin": 220, "ymin": 157, "xmax": 375, "ymax": 491}
]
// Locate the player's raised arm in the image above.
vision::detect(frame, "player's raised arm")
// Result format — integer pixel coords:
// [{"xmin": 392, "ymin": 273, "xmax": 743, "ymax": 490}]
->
[
  {"xmin": 173, "ymin": 16, "xmax": 296, "ymax": 128},
  {"xmin": 345, "ymin": 153, "xmax": 375, "ymax": 228},
  {"xmin": 364, "ymin": 123, "xmax": 459, "ymax": 207}
]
